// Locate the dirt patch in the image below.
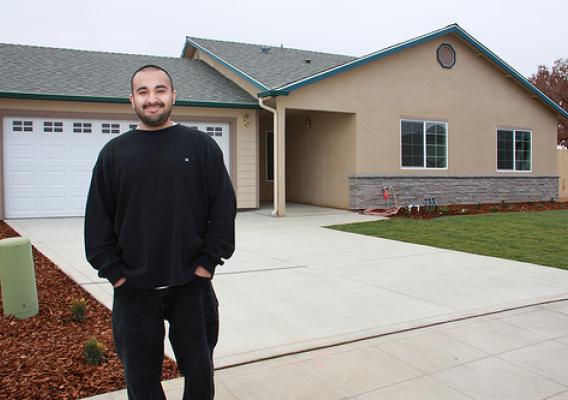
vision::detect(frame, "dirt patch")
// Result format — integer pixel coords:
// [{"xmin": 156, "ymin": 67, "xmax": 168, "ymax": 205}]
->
[
  {"xmin": 0, "ymin": 222, "xmax": 180, "ymax": 399},
  {"xmin": 392, "ymin": 200, "xmax": 568, "ymax": 219}
]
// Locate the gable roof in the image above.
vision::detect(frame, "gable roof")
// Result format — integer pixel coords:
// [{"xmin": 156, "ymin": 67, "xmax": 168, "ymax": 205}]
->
[
  {"xmin": 0, "ymin": 43, "xmax": 257, "ymax": 108},
  {"xmin": 184, "ymin": 37, "xmax": 355, "ymax": 91},
  {"xmin": 184, "ymin": 25, "xmax": 568, "ymax": 119}
]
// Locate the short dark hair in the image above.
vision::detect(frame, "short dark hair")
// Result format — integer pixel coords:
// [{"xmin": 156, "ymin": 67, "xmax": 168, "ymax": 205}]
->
[{"xmin": 130, "ymin": 65, "xmax": 174, "ymax": 93}]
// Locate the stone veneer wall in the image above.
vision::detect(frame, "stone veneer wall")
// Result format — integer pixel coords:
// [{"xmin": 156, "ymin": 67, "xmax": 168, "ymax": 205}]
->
[{"xmin": 349, "ymin": 175, "xmax": 559, "ymax": 209}]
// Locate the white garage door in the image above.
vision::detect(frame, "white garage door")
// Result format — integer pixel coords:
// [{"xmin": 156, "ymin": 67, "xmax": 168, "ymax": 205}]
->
[{"xmin": 3, "ymin": 117, "xmax": 230, "ymax": 218}]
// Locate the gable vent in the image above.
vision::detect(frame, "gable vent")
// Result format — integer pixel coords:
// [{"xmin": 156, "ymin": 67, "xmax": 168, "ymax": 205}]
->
[
  {"xmin": 304, "ymin": 59, "xmax": 312, "ymax": 64},
  {"xmin": 260, "ymin": 47, "xmax": 271, "ymax": 54}
]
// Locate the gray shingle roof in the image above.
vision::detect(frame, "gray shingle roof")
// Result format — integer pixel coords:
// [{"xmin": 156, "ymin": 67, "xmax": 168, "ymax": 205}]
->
[
  {"xmin": 0, "ymin": 43, "xmax": 256, "ymax": 105},
  {"xmin": 187, "ymin": 37, "xmax": 356, "ymax": 89}
]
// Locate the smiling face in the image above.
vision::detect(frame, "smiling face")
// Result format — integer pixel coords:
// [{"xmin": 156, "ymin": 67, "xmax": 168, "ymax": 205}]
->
[{"xmin": 129, "ymin": 68, "xmax": 177, "ymax": 131}]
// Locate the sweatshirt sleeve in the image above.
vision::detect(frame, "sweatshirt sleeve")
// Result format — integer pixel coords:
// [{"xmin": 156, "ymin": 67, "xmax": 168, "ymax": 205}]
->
[
  {"xmin": 84, "ymin": 150, "xmax": 125, "ymax": 285},
  {"xmin": 195, "ymin": 145, "xmax": 237, "ymax": 276}
]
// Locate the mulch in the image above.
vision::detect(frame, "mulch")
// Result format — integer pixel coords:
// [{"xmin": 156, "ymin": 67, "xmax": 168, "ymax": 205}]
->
[
  {"xmin": 0, "ymin": 222, "xmax": 180, "ymax": 400},
  {"xmin": 392, "ymin": 200, "xmax": 568, "ymax": 219}
]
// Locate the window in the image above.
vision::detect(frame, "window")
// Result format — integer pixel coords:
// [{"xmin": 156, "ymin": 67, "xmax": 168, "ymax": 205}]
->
[
  {"xmin": 206, "ymin": 126, "xmax": 223, "ymax": 137},
  {"xmin": 401, "ymin": 120, "xmax": 447, "ymax": 168},
  {"xmin": 73, "ymin": 122, "xmax": 92, "ymax": 133},
  {"xmin": 12, "ymin": 120, "xmax": 33, "ymax": 132},
  {"xmin": 497, "ymin": 129, "xmax": 531, "ymax": 171},
  {"xmin": 43, "ymin": 121, "xmax": 63, "ymax": 133},
  {"xmin": 266, "ymin": 131, "xmax": 274, "ymax": 181},
  {"xmin": 129, "ymin": 124, "xmax": 138, "ymax": 130},
  {"xmin": 437, "ymin": 43, "xmax": 456, "ymax": 69},
  {"xmin": 102, "ymin": 123, "xmax": 120, "ymax": 134}
]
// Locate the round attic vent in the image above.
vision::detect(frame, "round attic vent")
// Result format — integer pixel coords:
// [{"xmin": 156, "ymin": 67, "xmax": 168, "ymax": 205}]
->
[{"xmin": 437, "ymin": 43, "xmax": 456, "ymax": 69}]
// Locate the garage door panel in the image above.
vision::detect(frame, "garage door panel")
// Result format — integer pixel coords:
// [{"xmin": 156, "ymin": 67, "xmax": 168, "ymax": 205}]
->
[
  {"xmin": 40, "ymin": 171, "xmax": 66, "ymax": 185},
  {"xmin": 8, "ymin": 143, "xmax": 37, "ymax": 160},
  {"xmin": 42, "ymin": 145, "xmax": 66, "ymax": 159},
  {"xmin": 4, "ymin": 117, "xmax": 231, "ymax": 218},
  {"xmin": 9, "ymin": 171, "xmax": 37, "ymax": 186}
]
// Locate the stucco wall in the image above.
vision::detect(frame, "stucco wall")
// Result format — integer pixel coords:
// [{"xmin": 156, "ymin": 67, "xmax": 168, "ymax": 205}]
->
[
  {"xmin": 558, "ymin": 148, "xmax": 568, "ymax": 199},
  {"xmin": 275, "ymin": 33, "xmax": 559, "ymax": 208},
  {"xmin": 286, "ymin": 111, "xmax": 356, "ymax": 209},
  {"xmin": 277, "ymin": 34, "xmax": 559, "ymax": 176},
  {"xmin": 0, "ymin": 99, "xmax": 258, "ymax": 215}
]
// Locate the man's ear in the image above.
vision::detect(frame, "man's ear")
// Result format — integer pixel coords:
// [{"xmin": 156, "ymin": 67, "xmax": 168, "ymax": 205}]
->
[
  {"xmin": 172, "ymin": 90, "xmax": 177, "ymax": 105},
  {"xmin": 129, "ymin": 94, "xmax": 135, "ymax": 109}
]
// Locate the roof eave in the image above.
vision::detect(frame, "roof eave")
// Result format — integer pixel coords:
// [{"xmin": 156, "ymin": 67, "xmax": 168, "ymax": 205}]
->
[{"xmin": 0, "ymin": 92, "xmax": 259, "ymax": 109}]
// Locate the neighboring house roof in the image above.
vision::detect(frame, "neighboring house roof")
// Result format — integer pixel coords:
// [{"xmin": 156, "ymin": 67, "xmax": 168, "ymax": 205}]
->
[
  {"xmin": 184, "ymin": 37, "xmax": 356, "ymax": 91},
  {"xmin": 0, "ymin": 43, "xmax": 257, "ymax": 108},
  {"xmin": 184, "ymin": 24, "xmax": 568, "ymax": 119}
]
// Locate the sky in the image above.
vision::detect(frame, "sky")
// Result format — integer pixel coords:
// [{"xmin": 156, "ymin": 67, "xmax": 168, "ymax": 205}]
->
[{"xmin": 1, "ymin": 0, "xmax": 566, "ymax": 78}]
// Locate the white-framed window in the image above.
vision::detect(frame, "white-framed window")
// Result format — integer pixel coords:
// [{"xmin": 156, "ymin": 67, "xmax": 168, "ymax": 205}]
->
[
  {"xmin": 12, "ymin": 120, "xmax": 33, "ymax": 132},
  {"xmin": 497, "ymin": 129, "xmax": 531, "ymax": 171},
  {"xmin": 73, "ymin": 122, "xmax": 93, "ymax": 133},
  {"xmin": 43, "ymin": 121, "xmax": 63, "ymax": 133},
  {"xmin": 102, "ymin": 123, "xmax": 120, "ymax": 134},
  {"xmin": 206, "ymin": 126, "xmax": 223, "ymax": 137},
  {"xmin": 400, "ymin": 119, "xmax": 448, "ymax": 169},
  {"xmin": 265, "ymin": 130, "xmax": 274, "ymax": 181}
]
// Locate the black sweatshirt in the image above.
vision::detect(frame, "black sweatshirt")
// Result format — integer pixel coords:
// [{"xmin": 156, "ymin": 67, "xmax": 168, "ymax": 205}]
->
[{"xmin": 84, "ymin": 124, "xmax": 236, "ymax": 289}]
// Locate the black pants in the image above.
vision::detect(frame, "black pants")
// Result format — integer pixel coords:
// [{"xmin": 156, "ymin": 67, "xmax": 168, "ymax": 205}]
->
[{"xmin": 112, "ymin": 278, "xmax": 219, "ymax": 400}]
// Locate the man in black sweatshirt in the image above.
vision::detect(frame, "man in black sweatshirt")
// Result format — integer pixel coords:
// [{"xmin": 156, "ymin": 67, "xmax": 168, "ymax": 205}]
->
[{"xmin": 84, "ymin": 64, "xmax": 236, "ymax": 400}]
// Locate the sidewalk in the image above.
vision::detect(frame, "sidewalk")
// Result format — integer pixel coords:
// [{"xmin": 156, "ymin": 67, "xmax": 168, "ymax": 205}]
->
[{"xmin": 87, "ymin": 300, "xmax": 568, "ymax": 399}]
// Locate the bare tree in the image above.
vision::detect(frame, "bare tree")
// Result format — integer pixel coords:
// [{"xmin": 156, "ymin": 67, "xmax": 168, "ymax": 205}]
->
[{"xmin": 529, "ymin": 59, "xmax": 568, "ymax": 147}]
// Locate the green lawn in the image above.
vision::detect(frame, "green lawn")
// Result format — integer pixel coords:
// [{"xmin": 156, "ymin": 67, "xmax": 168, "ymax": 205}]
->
[{"xmin": 329, "ymin": 210, "xmax": 568, "ymax": 270}]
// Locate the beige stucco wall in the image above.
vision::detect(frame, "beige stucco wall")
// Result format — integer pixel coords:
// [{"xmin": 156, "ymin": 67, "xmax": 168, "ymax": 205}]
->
[
  {"xmin": 286, "ymin": 111, "xmax": 356, "ymax": 208},
  {"xmin": 277, "ymin": 34, "xmax": 559, "ymax": 179},
  {"xmin": 558, "ymin": 149, "xmax": 568, "ymax": 199},
  {"xmin": 0, "ymin": 99, "xmax": 258, "ymax": 215}
]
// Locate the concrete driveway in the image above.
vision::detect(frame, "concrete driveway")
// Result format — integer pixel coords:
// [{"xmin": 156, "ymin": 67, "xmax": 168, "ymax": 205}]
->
[{"xmin": 6, "ymin": 203, "xmax": 568, "ymax": 369}]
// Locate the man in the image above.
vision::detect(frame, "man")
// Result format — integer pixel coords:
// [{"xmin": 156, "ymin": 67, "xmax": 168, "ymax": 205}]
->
[{"xmin": 84, "ymin": 64, "xmax": 236, "ymax": 400}]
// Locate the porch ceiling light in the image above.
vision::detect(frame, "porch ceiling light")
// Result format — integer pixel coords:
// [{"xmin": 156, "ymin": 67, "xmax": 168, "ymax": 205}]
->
[{"xmin": 243, "ymin": 114, "xmax": 250, "ymax": 127}]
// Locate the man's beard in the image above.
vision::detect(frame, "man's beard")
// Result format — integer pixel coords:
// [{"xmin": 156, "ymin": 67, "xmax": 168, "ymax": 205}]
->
[{"xmin": 136, "ymin": 102, "xmax": 173, "ymax": 127}]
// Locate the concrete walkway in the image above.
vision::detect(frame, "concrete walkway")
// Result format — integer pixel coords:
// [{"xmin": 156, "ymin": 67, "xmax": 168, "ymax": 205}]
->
[{"xmin": 6, "ymin": 203, "xmax": 568, "ymax": 399}]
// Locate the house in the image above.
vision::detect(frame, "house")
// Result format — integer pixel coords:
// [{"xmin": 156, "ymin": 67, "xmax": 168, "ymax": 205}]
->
[{"xmin": 0, "ymin": 24, "xmax": 566, "ymax": 219}]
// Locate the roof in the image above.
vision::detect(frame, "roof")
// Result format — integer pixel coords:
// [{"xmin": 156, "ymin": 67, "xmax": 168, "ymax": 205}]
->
[
  {"xmin": 184, "ymin": 25, "xmax": 568, "ymax": 119},
  {"xmin": 0, "ymin": 43, "xmax": 257, "ymax": 108},
  {"xmin": 184, "ymin": 37, "xmax": 355, "ymax": 90}
]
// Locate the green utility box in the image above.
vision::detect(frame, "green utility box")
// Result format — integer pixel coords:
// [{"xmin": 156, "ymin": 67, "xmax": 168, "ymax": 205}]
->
[{"xmin": 0, "ymin": 237, "xmax": 39, "ymax": 319}]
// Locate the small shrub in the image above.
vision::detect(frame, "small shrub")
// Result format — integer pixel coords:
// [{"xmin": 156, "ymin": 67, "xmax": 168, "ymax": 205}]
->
[
  {"xmin": 70, "ymin": 298, "xmax": 87, "ymax": 322},
  {"xmin": 439, "ymin": 206, "xmax": 450, "ymax": 214},
  {"xmin": 537, "ymin": 203, "xmax": 546, "ymax": 209},
  {"xmin": 475, "ymin": 203, "xmax": 481, "ymax": 210},
  {"xmin": 84, "ymin": 337, "xmax": 107, "ymax": 365},
  {"xmin": 489, "ymin": 207, "xmax": 499, "ymax": 213}
]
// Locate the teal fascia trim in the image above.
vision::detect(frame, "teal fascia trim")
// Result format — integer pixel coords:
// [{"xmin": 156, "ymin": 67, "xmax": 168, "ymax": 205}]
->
[
  {"xmin": 258, "ymin": 89, "xmax": 289, "ymax": 98},
  {"xmin": 0, "ymin": 92, "xmax": 259, "ymax": 109},
  {"xmin": 184, "ymin": 38, "xmax": 270, "ymax": 92},
  {"xmin": 274, "ymin": 24, "xmax": 568, "ymax": 119}
]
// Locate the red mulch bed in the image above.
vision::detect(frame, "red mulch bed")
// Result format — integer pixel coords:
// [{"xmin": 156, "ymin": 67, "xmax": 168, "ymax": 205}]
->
[
  {"xmin": 0, "ymin": 222, "xmax": 180, "ymax": 400},
  {"xmin": 392, "ymin": 200, "xmax": 568, "ymax": 219}
]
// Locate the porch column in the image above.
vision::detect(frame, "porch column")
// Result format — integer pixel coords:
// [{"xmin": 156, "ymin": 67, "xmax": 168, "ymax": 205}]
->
[{"xmin": 274, "ymin": 104, "xmax": 286, "ymax": 216}]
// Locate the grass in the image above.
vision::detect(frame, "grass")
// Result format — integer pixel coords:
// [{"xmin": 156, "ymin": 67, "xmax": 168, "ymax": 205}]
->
[{"xmin": 329, "ymin": 210, "xmax": 568, "ymax": 270}]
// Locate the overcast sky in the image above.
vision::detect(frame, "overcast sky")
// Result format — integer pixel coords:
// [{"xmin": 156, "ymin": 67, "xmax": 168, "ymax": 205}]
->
[{"xmin": 1, "ymin": 0, "xmax": 566, "ymax": 78}]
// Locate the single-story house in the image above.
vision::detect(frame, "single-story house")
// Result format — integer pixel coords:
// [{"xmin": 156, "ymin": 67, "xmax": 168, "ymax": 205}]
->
[{"xmin": 1, "ymin": 23, "xmax": 566, "ymax": 218}]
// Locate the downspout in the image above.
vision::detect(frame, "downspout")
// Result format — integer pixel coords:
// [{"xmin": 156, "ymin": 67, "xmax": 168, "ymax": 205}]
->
[{"xmin": 258, "ymin": 97, "xmax": 279, "ymax": 216}]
